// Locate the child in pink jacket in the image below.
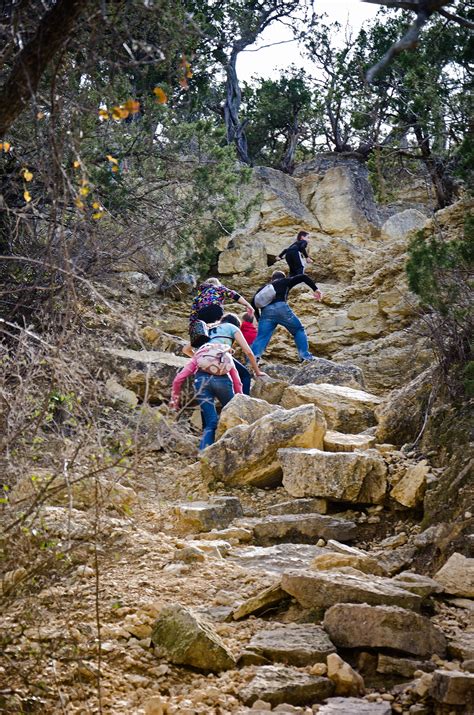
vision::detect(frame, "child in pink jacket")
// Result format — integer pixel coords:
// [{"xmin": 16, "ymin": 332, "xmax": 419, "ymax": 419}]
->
[{"xmin": 170, "ymin": 353, "xmax": 242, "ymax": 450}]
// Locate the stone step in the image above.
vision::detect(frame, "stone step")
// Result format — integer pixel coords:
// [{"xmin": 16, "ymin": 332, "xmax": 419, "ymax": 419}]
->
[
  {"xmin": 279, "ymin": 447, "xmax": 387, "ymax": 504},
  {"xmin": 281, "ymin": 568, "xmax": 422, "ymax": 611},
  {"xmin": 323, "ymin": 429, "xmax": 376, "ymax": 452},
  {"xmin": 244, "ymin": 623, "xmax": 336, "ymax": 666},
  {"xmin": 239, "ymin": 665, "xmax": 334, "ymax": 707},
  {"xmin": 281, "ymin": 382, "xmax": 383, "ymax": 433},
  {"xmin": 236, "ymin": 513, "xmax": 357, "ymax": 546}
]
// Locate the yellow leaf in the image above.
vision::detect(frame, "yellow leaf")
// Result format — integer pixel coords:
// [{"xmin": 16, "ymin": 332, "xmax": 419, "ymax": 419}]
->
[
  {"xmin": 73, "ymin": 160, "xmax": 81, "ymax": 169},
  {"xmin": 124, "ymin": 99, "xmax": 140, "ymax": 114},
  {"xmin": 111, "ymin": 165, "xmax": 119, "ymax": 173},
  {"xmin": 98, "ymin": 108, "xmax": 109, "ymax": 120},
  {"xmin": 22, "ymin": 168, "xmax": 33, "ymax": 182},
  {"xmin": 106, "ymin": 154, "xmax": 118, "ymax": 164},
  {"xmin": 92, "ymin": 211, "xmax": 104, "ymax": 220},
  {"xmin": 74, "ymin": 197, "xmax": 85, "ymax": 209},
  {"xmin": 179, "ymin": 77, "xmax": 189, "ymax": 90},
  {"xmin": 79, "ymin": 186, "xmax": 90, "ymax": 196},
  {"xmin": 112, "ymin": 106, "xmax": 129, "ymax": 120},
  {"xmin": 24, "ymin": 190, "xmax": 32, "ymax": 203},
  {"xmin": 92, "ymin": 201, "xmax": 101, "ymax": 209},
  {"xmin": 153, "ymin": 87, "xmax": 168, "ymax": 104},
  {"xmin": 0, "ymin": 141, "xmax": 11, "ymax": 152},
  {"xmin": 37, "ymin": 112, "xmax": 45, "ymax": 120}
]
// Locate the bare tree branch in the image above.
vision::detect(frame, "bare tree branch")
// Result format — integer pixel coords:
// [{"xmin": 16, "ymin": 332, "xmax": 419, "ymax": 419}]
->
[
  {"xmin": 0, "ymin": 0, "xmax": 89, "ymax": 136},
  {"xmin": 438, "ymin": 7, "xmax": 474, "ymax": 29}
]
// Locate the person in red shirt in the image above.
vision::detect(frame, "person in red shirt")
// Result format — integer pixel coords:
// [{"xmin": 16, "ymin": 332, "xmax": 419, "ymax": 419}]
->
[{"xmin": 240, "ymin": 312, "xmax": 258, "ymax": 346}]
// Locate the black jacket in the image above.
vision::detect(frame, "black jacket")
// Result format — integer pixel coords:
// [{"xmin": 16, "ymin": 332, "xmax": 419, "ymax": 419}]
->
[{"xmin": 251, "ymin": 274, "xmax": 318, "ymax": 319}]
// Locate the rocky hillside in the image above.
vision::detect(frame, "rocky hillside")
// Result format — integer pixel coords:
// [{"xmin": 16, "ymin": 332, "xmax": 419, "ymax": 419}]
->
[{"xmin": 1, "ymin": 158, "xmax": 473, "ymax": 715}]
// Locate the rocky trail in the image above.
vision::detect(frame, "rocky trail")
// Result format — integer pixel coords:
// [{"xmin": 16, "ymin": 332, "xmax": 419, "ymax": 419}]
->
[{"xmin": 2, "ymin": 161, "xmax": 472, "ymax": 714}]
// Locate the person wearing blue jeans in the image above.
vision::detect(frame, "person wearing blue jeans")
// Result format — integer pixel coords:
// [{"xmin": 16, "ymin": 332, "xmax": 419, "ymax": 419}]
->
[
  {"xmin": 194, "ymin": 372, "xmax": 235, "ymax": 449},
  {"xmin": 251, "ymin": 270, "xmax": 323, "ymax": 362}
]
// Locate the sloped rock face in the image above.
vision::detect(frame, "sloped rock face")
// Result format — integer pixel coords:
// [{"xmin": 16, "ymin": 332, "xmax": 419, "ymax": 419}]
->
[
  {"xmin": 246, "ymin": 623, "xmax": 336, "ymax": 666},
  {"xmin": 200, "ymin": 404, "xmax": 326, "ymax": 487},
  {"xmin": 214, "ymin": 157, "xmax": 434, "ymax": 392},
  {"xmin": 280, "ymin": 448, "xmax": 387, "ymax": 504},
  {"xmin": 239, "ymin": 665, "xmax": 334, "ymax": 706},
  {"xmin": 290, "ymin": 358, "xmax": 365, "ymax": 389},
  {"xmin": 434, "ymin": 553, "xmax": 474, "ymax": 597}
]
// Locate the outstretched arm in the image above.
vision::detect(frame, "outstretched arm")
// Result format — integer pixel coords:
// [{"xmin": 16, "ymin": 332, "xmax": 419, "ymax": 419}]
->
[
  {"xmin": 233, "ymin": 330, "xmax": 266, "ymax": 377},
  {"xmin": 236, "ymin": 295, "xmax": 254, "ymax": 317}
]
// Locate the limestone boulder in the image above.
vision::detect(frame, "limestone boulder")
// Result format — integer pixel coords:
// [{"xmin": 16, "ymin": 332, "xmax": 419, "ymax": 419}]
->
[
  {"xmin": 390, "ymin": 461, "xmax": 429, "ymax": 508},
  {"xmin": 327, "ymin": 653, "xmax": 365, "ymax": 696},
  {"xmin": 311, "ymin": 552, "xmax": 386, "ymax": 577},
  {"xmin": 173, "ymin": 496, "xmax": 243, "ymax": 534},
  {"xmin": 376, "ymin": 653, "xmax": 436, "ymax": 678},
  {"xmin": 150, "ymin": 604, "xmax": 236, "ymax": 672},
  {"xmin": 119, "ymin": 271, "xmax": 158, "ymax": 297},
  {"xmin": 434, "ymin": 553, "xmax": 474, "ymax": 597},
  {"xmin": 232, "ymin": 584, "xmax": 290, "ymax": 621},
  {"xmin": 105, "ymin": 378, "xmax": 139, "ymax": 408},
  {"xmin": 280, "ymin": 448, "xmax": 387, "ymax": 504},
  {"xmin": 216, "ymin": 394, "xmax": 279, "ymax": 439},
  {"xmin": 290, "ymin": 358, "xmax": 365, "ymax": 390},
  {"xmin": 375, "ymin": 367, "xmax": 433, "ymax": 445},
  {"xmin": 200, "ymin": 404, "xmax": 326, "ymax": 488},
  {"xmin": 310, "ymin": 166, "xmax": 380, "ymax": 240},
  {"xmin": 218, "ymin": 234, "xmax": 267, "ymax": 275},
  {"xmin": 281, "ymin": 568, "xmax": 421, "ymax": 611},
  {"xmin": 267, "ymin": 498, "xmax": 328, "ymax": 516},
  {"xmin": 281, "ymin": 383, "xmax": 382, "ymax": 433},
  {"xmin": 323, "ymin": 603, "xmax": 447, "ymax": 657},
  {"xmin": 323, "ymin": 430, "xmax": 376, "ymax": 452},
  {"xmin": 239, "ymin": 665, "xmax": 334, "ymax": 707},
  {"xmin": 390, "ymin": 571, "xmax": 443, "ymax": 598},
  {"xmin": 448, "ymin": 633, "xmax": 474, "ymax": 661},
  {"xmin": 246, "ymin": 623, "xmax": 336, "ymax": 666},
  {"xmin": 429, "ymin": 669, "xmax": 474, "ymax": 707},
  {"xmin": 380, "ymin": 209, "xmax": 427, "ymax": 242},
  {"xmin": 318, "ymin": 698, "xmax": 391, "ymax": 715},
  {"xmin": 250, "ymin": 376, "xmax": 289, "ymax": 405},
  {"xmin": 247, "ymin": 514, "xmax": 357, "ymax": 545}
]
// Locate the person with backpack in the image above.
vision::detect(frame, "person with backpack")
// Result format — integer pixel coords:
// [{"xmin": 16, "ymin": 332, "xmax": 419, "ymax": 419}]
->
[
  {"xmin": 207, "ymin": 313, "xmax": 266, "ymax": 394},
  {"xmin": 189, "ymin": 277, "xmax": 254, "ymax": 347},
  {"xmin": 278, "ymin": 230, "xmax": 313, "ymax": 277},
  {"xmin": 170, "ymin": 342, "xmax": 243, "ymax": 450},
  {"xmin": 251, "ymin": 270, "xmax": 323, "ymax": 362}
]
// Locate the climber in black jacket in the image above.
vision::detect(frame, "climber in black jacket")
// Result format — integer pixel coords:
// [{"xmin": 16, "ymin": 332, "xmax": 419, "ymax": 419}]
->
[
  {"xmin": 278, "ymin": 230, "xmax": 313, "ymax": 276},
  {"xmin": 251, "ymin": 270, "xmax": 322, "ymax": 362}
]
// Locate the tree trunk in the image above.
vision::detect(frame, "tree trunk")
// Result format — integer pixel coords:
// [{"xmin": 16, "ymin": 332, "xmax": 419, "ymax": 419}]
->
[
  {"xmin": 223, "ymin": 49, "xmax": 251, "ymax": 165},
  {"xmin": 0, "ymin": 0, "xmax": 88, "ymax": 136},
  {"xmin": 411, "ymin": 117, "xmax": 455, "ymax": 208},
  {"xmin": 279, "ymin": 117, "xmax": 300, "ymax": 174}
]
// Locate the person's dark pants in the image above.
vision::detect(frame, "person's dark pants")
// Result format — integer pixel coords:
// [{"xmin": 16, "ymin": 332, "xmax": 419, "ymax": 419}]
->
[
  {"xmin": 285, "ymin": 251, "xmax": 304, "ymax": 277},
  {"xmin": 194, "ymin": 372, "xmax": 234, "ymax": 450},
  {"xmin": 234, "ymin": 359, "xmax": 251, "ymax": 395}
]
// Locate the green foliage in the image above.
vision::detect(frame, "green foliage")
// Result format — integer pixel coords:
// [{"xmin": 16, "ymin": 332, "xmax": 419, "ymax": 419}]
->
[{"xmin": 406, "ymin": 214, "xmax": 474, "ymax": 392}]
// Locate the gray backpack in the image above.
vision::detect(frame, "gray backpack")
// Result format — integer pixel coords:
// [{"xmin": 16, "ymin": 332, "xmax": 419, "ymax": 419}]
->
[{"xmin": 254, "ymin": 283, "xmax": 276, "ymax": 309}]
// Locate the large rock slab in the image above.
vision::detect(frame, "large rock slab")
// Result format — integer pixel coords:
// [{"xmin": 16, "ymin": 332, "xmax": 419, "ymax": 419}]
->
[
  {"xmin": 150, "ymin": 604, "xmax": 236, "ymax": 672},
  {"xmin": 281, "ymin": 383, "xmax": 382, "ymax": 433},
  {"xmin": 280, "ymin": 448, "xmax": 387, "ymax": 505},
  {"xmin": 246, "ymin": 623, "xmax": 335, "ymax": 666},
  {"xmin": 281, "ymin": 569, "xmax": 421, "ymax": 611},
  {"xmin": 232, "ymin": 584, "xmax": 290, "ymax": 621},
  {"xmin": 429, "ymin": 669, "xmax": 474, "ymax": 707},
  {"xmin": 323, "ymin": 430, "xmax": 376, "ymax": 452},
  {"xmin": 267, "ymin": 498, "xmax": 328, "ymax": 516},
  {"xmin": 448, "ymin": 632, "xmax": 474, "ymax": 661},
  {"xmin": 323, "ymin": 604, "xmax": 447, "ymax": 657},
  {"xmin": 311, "ymin": 552, "xmax": 386, "ymax": 577},
  {"xmin": 173, "ymin": 496, "xmax": 243, "ymax": 534},
  {"xmin": 290, "ymin": 358, "xmax": 365, "ymax": 389},
  {"xmin": 216, "ymin": 394, "xmax": 279, "ymax": 438},
  {"xmin": 247, "ymin": 514, "xmax": 357, "ymax": 546},
  {"xmin": 200, "ymin": 405, "xmax": 326, "ymax": 487},
  {"xmin": 250, "ymin": 376, "xmax": 289, "ymax": 405},
  {"xmin": 239, "ymin": 665, "xmax": 334, "ymax": 707},
  {"xmin": 380, "ymin": 209, "xmax": 427, "ymax": 242},
  {"xmin": 228, "ymin": 544, "xmax": 327, "ymax": 575},
  {"xmin": 318, "ymin": 698, "xmax": 391, "ymax": 714},
  {"xmin": 434, "ymin": 552, "xmax": 474, "ymax": 597},
  {"xmin": 390, "ymin": 461, "xmax": 429, "ymax": 509}
]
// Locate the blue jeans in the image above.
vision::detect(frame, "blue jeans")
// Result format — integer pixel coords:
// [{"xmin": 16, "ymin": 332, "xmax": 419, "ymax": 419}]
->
[
  {"xmin": 194, "ymin": 372, "xmax": 235, "ymax": 450},
  {"xmin": 252, "ymin": 302, "xmax": 313, "ymax": 361}
]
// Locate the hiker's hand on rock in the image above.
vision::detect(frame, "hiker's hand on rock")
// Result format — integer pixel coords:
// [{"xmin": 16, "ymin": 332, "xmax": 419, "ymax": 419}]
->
[
  {"xmin": 314, "ymin": 289, "xmax": 323, "ymax": 301},
  {"xmin": 255, "ymin": 370, "xmax": 268, "ymax": 378}
]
